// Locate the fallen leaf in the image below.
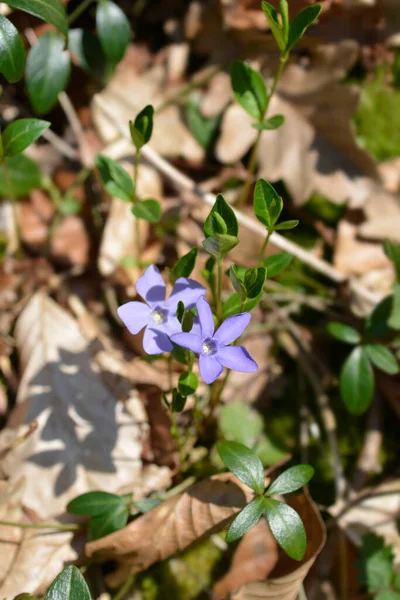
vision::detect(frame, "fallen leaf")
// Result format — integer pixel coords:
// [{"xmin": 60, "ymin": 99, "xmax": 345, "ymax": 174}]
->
[{"xmin": 50, "ymin": 216, "xmax": 89, "ymax": 266}]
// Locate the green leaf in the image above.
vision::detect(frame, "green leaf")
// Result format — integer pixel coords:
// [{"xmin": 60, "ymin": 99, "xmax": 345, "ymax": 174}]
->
[
  {"xmin": 274, "ymin": 219, "xmax": 299, "ymax": 231},
  {"xmin": 0, "ymin": 155, "xmax": 41, "ymax": 197},
  {"xmin": 388, "ymin": 284, "xmax": 400, "ymax": 330},
  {"xmin": 263, "ymin": 253, "xmax": 292, "ymax": 277},
  {"xmin": 173, "ymin": 247, "xmax": 198, "ymax": 279},
  {"xmin": 181, "ymin": 309, "xmax": 194, "ymax": 333},
  {"xmin": 222, "ymin": 293, "xmax": 261, "ymax": 318},
  {"xmin": 254, "ymin": 178, "xmax": 283, "ymax": 229},
  {"xmin": 264, "ymin": 498, "xmax": 306, "ymax": 560},
  {"xmin": 244, "ymin": 267, "xmax": 266, "ymax": 299},
  {"xmin": 226, "ymin": 497, "xmax": 265, "ymax": 543},
  {"xmin": 267, "ymin": 464, "xmax": 314, "ymax": 496},
  {"xmin": 96, "ymin": 154, "xmax": 133, "ymax": 202},
  {"xmin": 89, "ymin": 503, "xmax": 129, "ymax": 540},
  {"xmin": 326, "ymin": 322, "xmax": 361, "ymax": 345},
  {"xmin": 4, "ymin": 0, "xmax": 68, "ymax": 37},
  {"xmin": 230, "ymin": 60, "xmax": 268, "ymax": 121},
  {"xmin": 67, "ymin": 491, "xmax": 123, "ymax": 517},
  {"xmin": 0, "ymin": 15, "xmax": 25, "ymax": 83},
  {"xmin": 287, "ymin": 4, "xmax": 322, "ymax": 51},
  {"xmin": 204, "ymin": 193, "xmax": 238, "ymax": 238},
  {"xmin": 376, "ymin": 592, "xmax": 400, "ymax": 600},
  {"xmin": 364, "ymin": 344, "xmax": 399, "ymax": 375},
  {"xmin": 131, "ymin": 199, "xmax": 161, "ymax": 223},
  {"xmin": 278, "ymin": 0, "xmax": 289, "ymax": 43},
  {"xmin": 202, "ymin": 234, "xmax": 239, "ymax": 259},
  {"xmin": 26, "ymin": 32, "xmax": 71, "ymax": 115},
  {"xmin": 365, "ymin": 295, "xmax": 393, "ymax": 339},
  {"xmin": 339, "ymin": 346, "xmax": 374, "ymax": 414},
  {"xmin": 229, "ymin": 265, "xmax": 247, "ymax": 300},
  {"xmin": 178, "ymin": 372, "xmax": 198, "ymax": 397},
  {"xmin": 2, "ymin": 119, "xmax": 50, "ymax": 158},
  {"xmin": 45, "ymin": 566, "xmax": 91, "ymax": 600},
  {"xmin": 219, "ymin": 401, "xmax": 263, "ymax": 448},
  {"xmin": 261, "ymin": 2, "xmax": 285, "ymax": 51},
  {"xmin": 357, "ymin": 533, "xmax": 395, "ymax": 594},
  {"xmin": 216, "ymin": 440, "xmax": 265, "ymax": 494},
  {"xmin": 134, "ymin": 497, "xmax": 162, "ymax": 513},
  {"xmin": 252, "ymin": 114, "xmax": 285, "ymax": 131},
  {"xmin": 130, "ymin": 105, "xmax": 154, "ymax": 151},
  {"xmin": 96, "ymin": 0, "xmax": 131, "ymax": 65},
  {"xmin": 69, "ymin": 29, "xmax": 107, "ymax": 81},
  {"xmin": 383, "ymin": 240, "xmax": 400, "ymax": 283},
  {"xmin": 171, "ymin": 388, "xmax": 187, "ymax": 412},
  {"xmin": 186, "ymin": 96, "xmax": 219, "ymax": 149}
]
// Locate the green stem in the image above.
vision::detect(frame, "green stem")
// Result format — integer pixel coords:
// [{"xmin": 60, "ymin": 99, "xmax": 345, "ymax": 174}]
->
[
  {"xmin": 4, "ymin": 160, "xmax": 21, "ymax": 256},
  {"xmin": 68, "ymin": 0, "xmax": 97, "ymax": 25},
  {"xmin": 112, "ymin": 575, "xmax": 135, "ymax": 600},
  {"xmin": 258, "ymin": 229, "xmax": 272, "ymax": 266},
  {"xmin": 216, "ymin": 259, "xmax": 223, "ymax": 323},
  {"xmin": 236, "ymin": 54, "xmax": 288, "ymax": 208},
  {"xmin": 0, "ymin": 520, "xmax": 80, "ymax": 531},
  {"xmin": 133, "ymin": 150, "xmax": 141, "ymax": 268}
]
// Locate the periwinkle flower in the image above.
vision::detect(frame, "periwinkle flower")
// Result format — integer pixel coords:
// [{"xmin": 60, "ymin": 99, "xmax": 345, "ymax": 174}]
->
[
  {"xmin": 171, "ymin": 296, "xmax": 258, "ymax": 384},
  {"xmin": 118, "ymin": 265, "xmax": 206, "ymax": 354}
]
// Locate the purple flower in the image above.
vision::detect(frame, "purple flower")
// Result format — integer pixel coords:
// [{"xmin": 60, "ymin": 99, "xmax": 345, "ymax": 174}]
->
[
  {"xmin": 118, "ymin": 265, "xmax": 206, "ymax": 354},
  {"xmin": 171, "ymin": 296, "xmax": 258, "ymax": 384}
]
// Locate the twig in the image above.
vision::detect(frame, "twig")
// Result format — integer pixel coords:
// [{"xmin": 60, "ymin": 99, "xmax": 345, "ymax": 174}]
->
[
  {"xmin": 93, "ymin": 94, "xmax": 380, "ymax": 308},
  {"xmin": 0, "ymin": 520, "xmax": 80, "ymax": 531}
]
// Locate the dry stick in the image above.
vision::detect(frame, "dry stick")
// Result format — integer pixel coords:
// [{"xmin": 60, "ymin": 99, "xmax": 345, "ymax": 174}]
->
[{"xmin": 93, "ymin": 95, "xmax": 380, "ymax": 308}]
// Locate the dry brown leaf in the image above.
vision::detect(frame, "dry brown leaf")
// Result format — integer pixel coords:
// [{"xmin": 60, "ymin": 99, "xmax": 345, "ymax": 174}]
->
[
  {"xmin": 86, "ymin": 473, "xmax": 254, "ymax": 587},
  {"xmin": 50, "ymin": 215, "xmax": 89, "ymax": 266}
]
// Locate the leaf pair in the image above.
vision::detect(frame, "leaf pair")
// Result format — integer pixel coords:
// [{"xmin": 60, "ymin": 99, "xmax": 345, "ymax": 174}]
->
[
  {"xmin": 254, "ymin": 178, "xmax": 298, "ymax": 232},
  {"xmin": 262, "ymin": 1, "xmax": 322, "ymax": 56},
  {"xmin": 202, "ymin": 194, "xmax": 239, "ymax": 259},
  {"xmin": 229, "ymin": 265, "xmax": 266, "ymax": 304},
  {"xmin": 67, "ymin": 490, "xmax": 129, "ymax": 540}
]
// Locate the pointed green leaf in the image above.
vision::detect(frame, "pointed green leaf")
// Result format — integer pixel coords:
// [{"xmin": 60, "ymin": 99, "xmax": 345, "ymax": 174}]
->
[
  {"xmin": 96, "ymin": 154, "xmax": 134, "ymax": 202},
  {"xmin": 222, "ymin": 293, "xmax": 261, "ymax": 318},
  {"xmin": 217, "ymin": 440, "xmax": 265, "ymax": 494},
  {"xmin": 131, "ymin": 198, "xmax": 161, "ymax": 222},
  {"xmin": 261, "ymin": 2, "xmax": 285, "ymax": 51},
  {"xmin": 339, "ymin": 346, "xmax": 374, "ymax": 414},
  {"xmin": 171, "ymin": 388, "xmax": 187, "ymax": 412},
  {"xmin": 0, "ymin": 15, "xmax": 25, "ymax": 83},
  {"xmin": 263, "ymin": 252, "xmax": 292, "ymax": 277},
  {"xmin": 252, "ymin": 114, "xmax": 285, "ymax": 131},
  {"xmin": 254, "ymin": 178, "xmax": 283, "ymax": 229},
  {"xmin": 267, "ymin": 464, "xmax": 314, "ymax": 496},
  {"xmin": 89, "ymin": 503, "xmax": 129, "ymax": 540},
  {"xmin": 67, "ymin": 491, "xmax": 123, "ymax": 517},
  {"xmin": 230, "ymin": 60, "xmax": 268, "ymax": 121},
  {"xmin": 226, "ymin": 497, "xmax": 265, "ymax": 543},
  {"xmin": 45, "ymin": 566, "xmax": 91, "ymax": 600},
  {"xmin": 202, "ymin": 234, "xmax": 239, "ymax": 259},
  {"xmin": 389, "ymin": 284, "xmax": 400, "ymax": 330},
  {"xmin": 264, "ymin": 498, "xmax": 307, "ymax": 560},
  {"xmin": 2, "ymin": 119, "xmax": 50, "ymax": 158},
  {"xmin": 4, "ymin": 0, "xmax": 68, "ymax": 37},
  {"xmin": 0, "ymin": 155, "xmax": 41, "ymax": 197},
  {"xmin": 26, "ymin": 32, "xmax": 71, "ymax": 115},
  {"xmin": 173, "ymin": 247, "xmax": 198, "ymax": 279},
  {"xmin": 365, "ymin": 295, "xmax": 393, "ymax": 339},
  {"xmin": 326, "ymin": 322, "xmax": 361, "ymax": 345},
  {"xmin": 96, "ymin": 0, "xmax": 131, "ymax": 64},
  {"xmin": 229, "ymin": 265, "xmax": 247, "ymax": 300},
  {"xmin": 204, "ymin": 193, "xmax": 238, "ymax": 238},
  {"xmin": 287, "ymin": 4, "xmax": 322, "ymax": 51},
  {"xmin": 178, "ymin": 372, "xmax": 198, "ymax": 397},
  {"xmin": 130, "ymin": 104, "xmax": 154, "ymax": 151},
  {"xmin": 274, "ymin": 219, "xmax": 299, "ymax": 231},
  {"xmin": 364, "ymin": 344, "xmax": 399, "ymax": 375},
  {"xmin": 244, "ymin": 267, "xmax": 266, "ymax": 299}
]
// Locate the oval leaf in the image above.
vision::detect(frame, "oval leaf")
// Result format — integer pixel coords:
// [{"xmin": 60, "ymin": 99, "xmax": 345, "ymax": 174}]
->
[
  {"xmin": 173, "ymin": 247, "xmax": 198, "ymax": 279},
  {"xmin": 264, "ymin": 498, "xmax": 307, "ymax": 561},
  {"xmin": 274, "ymin": 219, "xmax": 299, "ymax": 230},
  {"xmin": 230, "ymin": 60, "xmax": 268, "ymax": 121},
  {"xmin": 364, "ymin": 344, "xmax": 399, "ymax": 375},
  {"xmin": 252, "ymin": 114, "xmax": 285, "ymax": 131},
  {"xmin": 0, "ymin": 15, "xmax": 25, "ymax": 83},
  {"xmin": 4, "ymin": 0, "xmax": 68, "ymax": 37},
  {"xmin": 339, "ymin": 346, "xmax": 374, "ymax": 414},
  {"xmin": 202, "ymin": 234, "xmax": 239, "ymax": 259},
  {"xmin": 263, "ymin": 252, "xmax": 293, "ymax": 277},
  {"xmin": 130, "ymin": 104, "xmax": 154, "ymax": 151},
  {"xmin": 178, "ymin": 371, "xmax": 198, "ymax": 397},
  {"xmin": 131, "ymin": 198, "xmax": 161, "ymax": 223},
  {"xmin": 2, "ymin": 118, "xmax": 50, "ymax": 158},
  {"xmin": 287, "ymin": 4, "xmax": 322, "ymax": 51},
  {"xmin": 0, "ymin": 155, "xmax": 41, "ymax": 197},
  {"xmin": 226, "ymin": 497, "xmax": 265, "ymax": 543},
  {"xmin": 69, "ymin": 28, "xmax": 107, "ymax": 81},
  {"xmin": 217, "ymin": 440, "xmax": 265, "ymax": 494},
  {"xmin": 365, "ymin": 295, "xmax": 393, "ymax": 339},
  {"xmin": 96, "ymin": 0, "xmax": 131, "ymax": 64},
  {"xmin": 267, "ymin": 464, "xmax": 314, "ymax": 496},
  {"xmin": 96, "ymin": 154, "xmax": 133, "ymax": 202},
  {"xmin": 45, "ymin": 565, "xmax": 91, "ymax": 600},
  {"xmin": 67, "ymin": 491, "xmax": 123, "ymax": 517},
  {"xmin": 89, "ymin": 503, "xmax": 129, "ymax": 540},
  {"xmin": 26, "ymin": 32, "xmax": 71, "ymax": 115},
  {"xmin": 327, "ymin": 321, "xmax": 361, "ymax": 345},
  {"xmin": 244, "ymin": 267, "xmax": 266, "ymax": 299},
  {"xmin": 254, "ymin": 178, "xmax": 283, "ymax": 229},
  {"xmin": 204, "ymin": 193, "xmax": 238, "ymax": 238}
]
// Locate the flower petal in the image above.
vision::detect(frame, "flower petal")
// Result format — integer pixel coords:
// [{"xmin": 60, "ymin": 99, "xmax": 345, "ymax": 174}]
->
[
  {"xmin": 170, "ymin": 332, "xmax": 202, "ymax": 353},
  {"xmin": 199, "ymin": 353, "xmax": 224, "ymax": 384},
  {"xmin": 136, "ymin": 265, "xmax": 166, "ymax": 307},
  {"xmin": 196, "ymin": 296, "xmax": 214, "ymax": 339},
  {"xmin": 143, "ymin": 327, "xmax": 173, "ymax": 354},
  {"xmin": 117, "ymin": 301, "xmax": 151, "ymax": 334},
  {"xmin": 165, "ymin": 278, "xmax": 206, "ymax": 311},
  {"xmin": 216, "ymin": 345, "xmax": 258, "ymax": 372},
  {"xmin": 214, "ymin": 313, "xmax": 251, "ymax": 345}
]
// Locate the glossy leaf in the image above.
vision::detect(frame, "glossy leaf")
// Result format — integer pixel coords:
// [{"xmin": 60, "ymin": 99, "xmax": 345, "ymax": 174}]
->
[
  {"xmin": 173, "ymin": 247, "xmax": 198, "ymax": 279},
  {"xmin": 364, "ymin": 344, "xmax": 399, "ymax": 375},
  {"xmin": 0, "ymin": 155, "xmax": 41, "ymax": 197},
  {"xmin": 326, "ymin": 322, "xmax": 361, "ymax": 345},
  {"xmin": 204, "ymin": 193, "xmax": 238, "ymax": 238},
  {"xmin": 96, "ymin": 154, "xmax": 133, "ymax": 202},
  {"xmin": 178, "ymin": 372, "xmax": 198, "ymax": 396},
  {"xmin": 131, "ymin": 199, "xmax": 161, "ymax": 222},
  {"xmin": 388, "ymin": 284, "xmax": 400, "ymax": 330},
  {"xmin": 229, "ymin": 265, "xmax": 247, "ymax": 300},
  {"xmin": 252, "ymin": 114, "xmax": 285, "ymax": 131},
  {"xmin": 69, "ymin": 29, "xmax": 107, "ymax": 81},
  {"xmin": 261, "ymin": 2, "xmax": 285, "ymax": 51},
  {"xmin": 202, "ymin": 234, "xmax": 239, "ymax": 259},
  {"xmin": 365, "ymin": 296, "xmax": 393, "ymax": 339},
  {"xmin": 230, "ymin": 60, "xmax": 268, "ymax": 121},
  {"xmin": 244, "ymin": 267, "xmax": 267, "ymax": 299},
  {"xmin": 130, "ymin": 104, "xmax": 154, "ymax": 151},
  {"xmin": 254, "ymin": 178, "xmax": 283, "ymax": 229},
  {"xmin": 339, "ymin": 346, "xmax": 374, "ymax": 414},
  {"xmin": 89, "ymin": 503, "xmax": 129, "ymax": 540},
  {"xmin": 287, "ymin": 4, "xmax": 322, "ymax": 51},
  {"xmin": 67, "ymin": 491, "xmax": 123, "ymax": 517},
  {"xmin": 264, "ymin": 498, "xmax": 307, "ymax": 561},
  {"xmin": 383, "ymin": 240, "xmax": 400, "ymax": 283},
  {"xmin": 45, "ymin": 566, "xmax": 91, "ymax": 600},
  {"xmin": 267, "ymin": 464, "xmax": 314, "ymax": 496},
  {"xmin": 216, "ymin": 440, "xmax": 265, "ymax": 494},
  {"xmin": 222, "ymin": 293, "xmax": 261, "ymax": 318},
  {"xmin": 2, "ymin": 119, "xmax": 50, "ymax": 158},
  {"xmin": 226, "ymin": 497, "xmax": 265, "ymax": 543},
  {"xmin": 263, "ymin": 252, "xmax": 293, "ymax": 277},
  {"xmin": 0, "ymin": 15, "xmax": 25, "ymax": 83},
  {"xmin": 26, "ymin": 32, "xmax": 71, "ymax": 114},
  {"xmin": 4, "ymin": 0, "xmax": 68, "ymax": 37},
  {"xmin": 96, "ymin": 0, "xmax": 131, "ymax": 64},
  {"xmin": 274, "ymin": 219, "xmax": 299, "ymax": 230}
]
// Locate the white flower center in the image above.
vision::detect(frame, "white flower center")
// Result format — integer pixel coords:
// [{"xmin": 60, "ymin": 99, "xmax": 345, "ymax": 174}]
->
[
  {"xmin": 151, "ymin": 308, "xmax": 167, "ymax": 325},
  {"xmin": 202, "ymin": 339, "xmax": 217, "ymax": 355}
]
